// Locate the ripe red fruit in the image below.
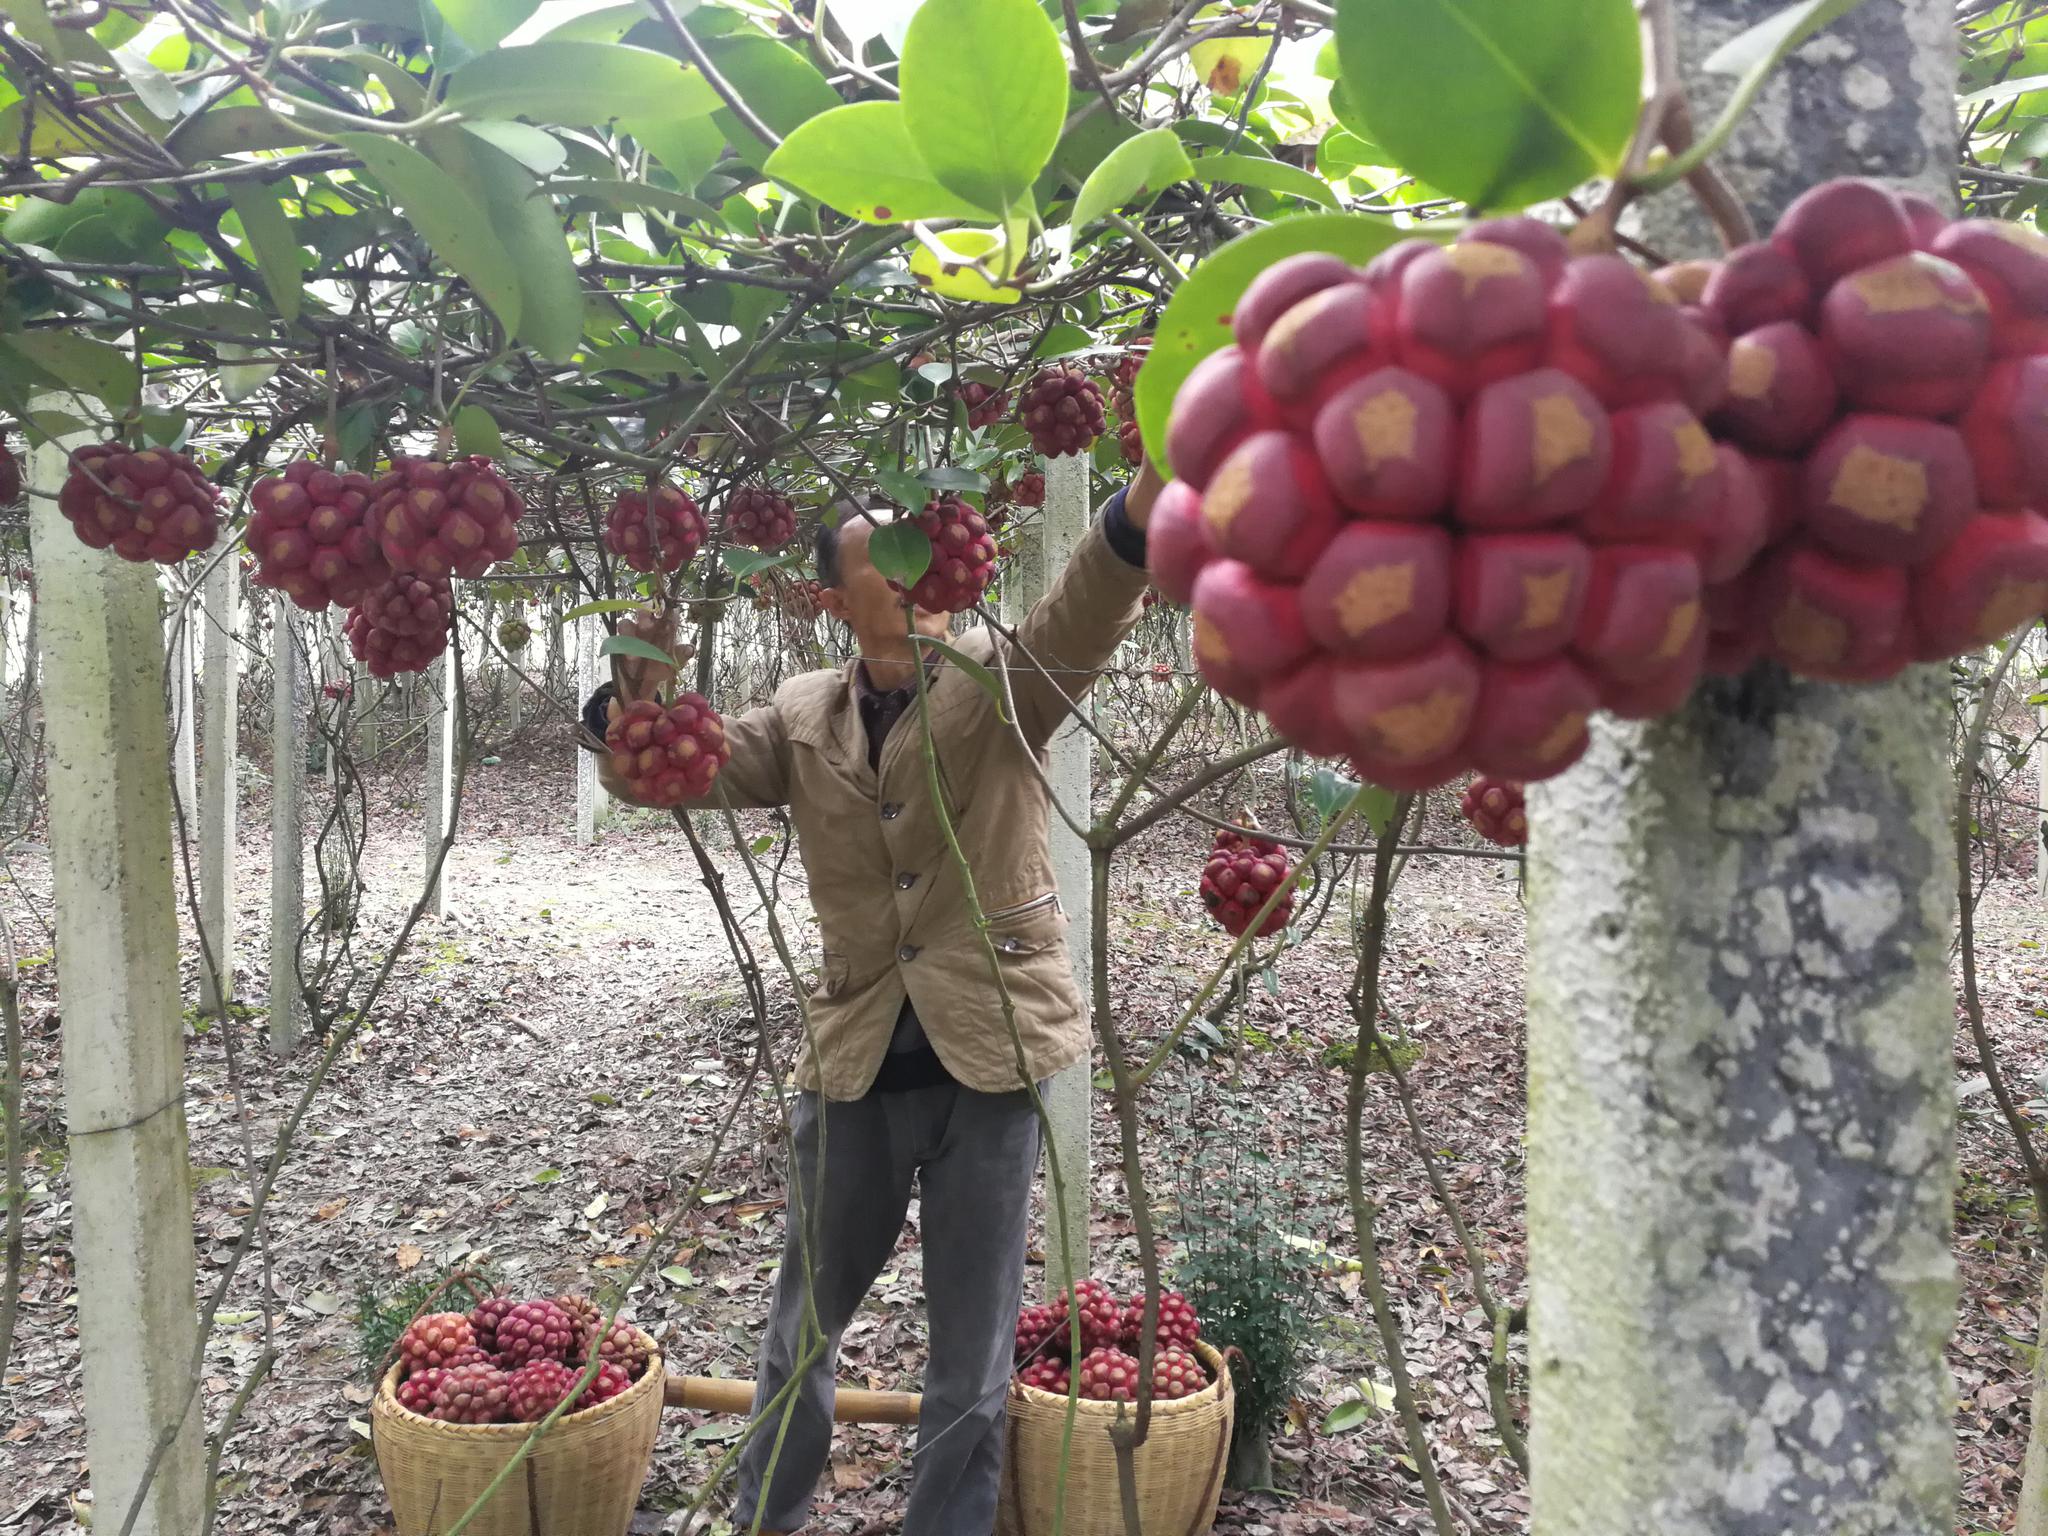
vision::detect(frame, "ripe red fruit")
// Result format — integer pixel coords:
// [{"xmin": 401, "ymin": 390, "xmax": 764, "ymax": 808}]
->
[
  {"xmin": 605, "ymin": 483, "xmax": 707, "ymax": 573},
  {"xmin": 1461, "ymin": 776, "xmax": 1528, "ymax": 846},
  {"xmin": 58, "ymin": 443, "xmax": 222, "ymax": 564},
  {"xmin": 470, "ymin": 1296, "xmax": 516, "ymax": 1355},
  {"xmin": 1056, "ymin": 1279, "xmax": 1125, "ymax": 1352},
  {"xmin": 247, "ymin": 460, "xmax": 388, "ymax": 610},
  {"xmin": 399, "ymin": 1312, "xmax": 475, "ymax": 1375},
  {"xmin": 1019, "ymin": 365, "xmax": 1107, "ymax": 458},
  {"xmin": 344, "ymin": 573, "xmax": 453, "ymax": 679},
  {"xmin": 554, "ymin": 1294, "xmax": 603, "ymax": 1360},
  {"xmin": 1110, "ymin": 337, "xmax": 1151, "ymax": 421},
  {"xmin": 958, "ymin": 381, "xmax": 1009, "ymax": 430},
  {"xmin": 1014, "ymin": 471, "xmax": 1046, "ymax": 507},
  {"xmin": 1017, "ymin": 1302, "xmax": 1063, "ymax": 1361},
  {"xmin": 1201, "ymin": 826, "xmax": 1292, "ymax": 938},
  {"xmin": 0, "ymin": 444, "xmax": 19, "ymax": 505},
  {"xmin": 1077, "ymin": 1347, "xmax": 1143, "ymax": 1402},
  {"xmin": 577, "ymin": 1360, "xmax": 634, "ymax": 1409},
  {"xmin": 1017, "ymin": 1357, "xmax": 1072, "ymax": 1395},
  {"xmin": 494, "ymin": 1298, "xmax": 576, "ymax": 1367},
  {"xmin": 369, "ymin": 455, "xmax": 522, "ymax": 579},
  {"xmin": 396, "ymin": 1367, "xmax": 448, "ymax": 1415},
  {"xmin": 1150, "ymin": 1347, "xmax": 1209, "ymax": 1401},
  {"xmin": 1118, "ymin": 418, "xmax": 1144, "ymax": 465},
  {"xmin": 596, "ymin": 1318, "xmax": 652, "ymax": 1379},
  {"xmin": 1817, "ymin": 253, "xmax": 1989, "ymax": 416},
  {"xmin": 900, "ymin": 495, "xmax": 997, "ymax": 613},
  {"xmin": 444, "ymin": 1344, "xmax": 491, "ymax": 1369},
  {"xmin": 604, "ymin": 694, "xmax": 732, "ymax": 805},
  {"xmin": 1119, "ymin": 1291, "xmax": 1201, "ymax": 1352},
  {"xmin": 505, "ymin": 1358, "xmax": 580, "ymax": 1422},
  {"xmin": 432, "ymin": 1362, "xmax": 511, "ymax": 1424},
  {"xmin": 725, "ymin": 483, "xmax": 797, "ymax": 551}
]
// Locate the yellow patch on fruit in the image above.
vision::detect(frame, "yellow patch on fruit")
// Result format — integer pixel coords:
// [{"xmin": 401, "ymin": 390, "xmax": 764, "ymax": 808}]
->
[
  {"xmin": 1829, "ymin": 443, "xmax": 1927, "ymax": 530},
  {"xmin": 1657, "ymin": 598, "xmax": 1701, "ymax": 659},
  {"xmin": 1637, "ymin": 266, "xmax": 1677, "ymax": 306},
  {"xmin": 1442, "ymin": 241, "xmax": 1525, "ymax": 292},
  {"xmin": 1771, "ymin": 594, "xmax": 1848, "ymax": 665},
  {"xmin": 1261, "ymin": 290, "xmax": 1329, "ymax": 363},
  {"xmin": 1517, "ymin": 568, "xmax": 1574, "ymax": 630},
  {"xmin": 1850, "ymin": 255, "xmax": 1987, "ymax": 315},
  {"xmin": 1332, "ymin": 562, "xmax": 1415, "ymax": 636},
  {"xmin": 1202, "ymin": 456, "xmax": 1254, "ymax": 538},
  {"xmin": 1370, "ymin": 688, "xmax": 1467, "ymax": 761},
  {"xmin": 1530, "ymin": 392, "xmax": 1595, "ymax": 483},
  {"xmin": 1978, "ymin": 577, "xmax": 2048, "ymax": 641},
  {"xmin": 1987, "ymin": 220, "xmax": 2048, "ymax": 256},
  {"xmin": 1727, "ymin": 339, "xmax": 1777, "ymax": 401},
  {"xmin": 1673, "ymin": 418, "xmax": 1717, "ymax": 483},
  {"xmin": 1194, "ymin": 612, "xmax": 1232, "ymax": 667},
  {"xmin": 1352, "ymin": 387, "xmax": 1418, "ymax": 467},
  {"xmin": 1534, "ymin": 711, "xmax": 1587, "ymax": 764}
]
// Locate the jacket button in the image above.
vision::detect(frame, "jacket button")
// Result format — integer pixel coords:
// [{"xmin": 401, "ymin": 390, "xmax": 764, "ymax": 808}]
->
[
  {"xmin": 898, "ymin": 944, "xmax": 919, "ymax": 962},
  {"xmin": 881, "ymin": 802, "xmax": 902, "ymax": 820},
  {"xmin": 1000, "ymin": 937, "xmax": 1023, "ymax": 953},
  {"xmin": 896, "ymin": 872, "xmax": 918, "ymax": 889}
]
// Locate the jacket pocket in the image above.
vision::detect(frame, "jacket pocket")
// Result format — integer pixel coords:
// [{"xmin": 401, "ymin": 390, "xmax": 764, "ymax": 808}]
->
[
  {"xmin": 984, "ymin": 892, "xmax": 1063, "ymax": 957},
  {"xmin": 814, "ymin": 951, "xmax": 850, "ymax": 999}
]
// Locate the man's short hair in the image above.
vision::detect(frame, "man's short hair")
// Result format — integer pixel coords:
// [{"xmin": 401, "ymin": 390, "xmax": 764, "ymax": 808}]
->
[{"xmin": 816, "ymin": 499, "xmax": 892, "ymax": 588}]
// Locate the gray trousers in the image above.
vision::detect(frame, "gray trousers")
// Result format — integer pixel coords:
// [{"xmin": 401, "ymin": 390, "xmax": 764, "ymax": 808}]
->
[{"xmin": 733, "ymin": 1082, "xmax": 1041, "ymax": 1535}]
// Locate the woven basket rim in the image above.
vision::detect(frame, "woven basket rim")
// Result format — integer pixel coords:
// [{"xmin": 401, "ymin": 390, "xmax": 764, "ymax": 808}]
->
[
  {"xmin": 1009, "ymin": 1338, "xmax": 1232, "ymax": 1417},
  {"xmin": 374, "ymin": 1329, "xmax": 664, "ymax": 1440}
]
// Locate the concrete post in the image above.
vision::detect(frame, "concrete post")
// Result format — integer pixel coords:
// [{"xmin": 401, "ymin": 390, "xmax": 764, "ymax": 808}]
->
[
  {"xmin": 270, "ymin": 598, "xmax": 306, "ymax": 1055},
  {"xmin": 1525, "ymin": 7, "xmax": 1958, "ymax": 1533},
  {"xmin": 26, "ymin": 403, "xmax": 206, "ymax": 1534},
  {"xmin": 424, "ymin": 642, "xmax": 455, "ymax": 917},
  {"xmin": 575, "ymin": 613, "xmax": 603, "ymax": 845},
  {"xmin": 2033, "ymin": 627, "xmax": 2046, "ymax": 904},
  {"xmin": 198, "ymin": 546, "xmax": 238, "ymax": 1012},
  {"xmin": 167, "ymin": 595, "xmax": 196, "ymax": 820}
]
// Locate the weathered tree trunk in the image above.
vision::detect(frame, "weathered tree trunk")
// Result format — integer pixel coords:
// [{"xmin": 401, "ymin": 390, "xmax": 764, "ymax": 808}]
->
[{"xmin": 1525, "ymin": 5, "xmax": 1959, "ymax": 1534}]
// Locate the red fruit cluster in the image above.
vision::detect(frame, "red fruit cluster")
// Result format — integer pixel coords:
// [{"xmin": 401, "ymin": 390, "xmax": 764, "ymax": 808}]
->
[
  {"xmin": 1110, "ymin": 337, "xmax": 1152, "ymax": 420},
  {"xmin": 578, "ymin": 1360, "xmax": 634, "ymax": 1409},
  {"xmin": 1117, "ymin": 419, "xmax": 1144, "ymax": 466},
  {"xmin": 1461, "ymin": 776, "xmax": 1527, "ymax": 846},
  {"xmin": 1015, "ymin": 471, "xmax": 1046, "ymax": 508},
  {"xmin": 1020, "ymin": 365, "xmax": 1107, "ymax": 458},
  {"xmin": 1154, "ymin": 220, "xmax": 1746, "ymax": 788},
  {"xmin": 605, "ymin": 483, "xmax": 707, "ymax": 574},
  {"xmin": 1062, "ymin": 1278, "xmax": 1125, "ymax": 1352},
  {"xmin": 370, "ymin": 455, "xmax": 522, "ymax": 580},
  {"xmin": 470, "ymin": 1296, "xmax": 515, "ymax": 1354},
  {"xmin": 396, "ymin": 1367, "xmax": 447, "ymax": 1415},
  {"xmin": 1150, "ymin": 1347, "xmax": 1208, "ymax": 1401},
  {"xmin": 604, "ymin": 694, "xmax": 732, "ymax": 805},
  {"xmin": 434, "ymin": 1361, "xmax": 512, "ymax": 1424},
  {"xmin": 725, "ymin": 483, "xmax": 797, "ymax": 551},
  {"xmin": 247, "ymin": 460, "xmax": 388, "ymax": 610},
  {"xmin": 59, "ymin": 443, "xmax": 222, "ymax": 564},
  {"xmin": 1119, "ymin": 1291, "xmax": 1201, "ymax": 1353},
  {"xmin": 343, "ymin": 573, "xmax": 453, "ymax": 679},
  {"xmin": 399, "ymin": 1312, "xmax": 475, "ymax": 1375},
  {"xmin": 390, "ymin": 1291, "xmax": 654, "ymax": 1426},
  {"xmin": 596, "ymin": 1318, "xmax": 652, "ymax": 1378},
  {"xmin": 1012, "ymin": 1279, "xmax": 1210, "ymax": 1399},
  {"xmin": 1017, "ymin": 1357, "xmax": 1071, "ymax": 1395},
  {"xmin": 494, "ymin": 1298, "xmax": 576, "ymax": 1367},
  {"xmin": 1693, "ymin": 180, "xmax": 2048, "ymax": 676},
  {"xmin": 0, "ymin": 444, "xmax": 19, "ymax": 504},
  {"xmin": 1016, "ymin": 1302, "xmax": 1062, "ymax": 1361},
  {"xmin": 1201, "ymin": 826, "xmax": 1292, "ymax": 938},
  {"xmin": 900, "ymin": 496, "xmax": 997, "ymax": 613},
  {"xmin": 959, "ymin": 381, "xmax": 1009, "ymax": 430},
  {"xmin": 1077, "ymin": 1347, "xmax": 1143, "ymax": 1402},
  {"xmin": 506, "ymin": 1359, "xmax": 579, "ymax": 1422}
]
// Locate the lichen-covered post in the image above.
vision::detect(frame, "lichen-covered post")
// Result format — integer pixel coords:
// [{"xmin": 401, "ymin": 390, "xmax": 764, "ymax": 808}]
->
[
  {"xmin": 424, "ymin": 642, "xmax": 454, "ymax": 917},
  {"xmin": 167, "ymin": 591, "xmax": 196, "ymax": 820},
  {"xmin": 25, "ymin": 403, "xmax": 206, "ymax": 1532},
  {"xmin": 575, "ymin": 611, "xmax": 603, "ymax": 845},
  {"xmin": 198, "ymin": 541, "xmax": 239, "ymax": 1011},
  {"xmin": 1524, "ymin": 6, "xmax": 1958, "ymax": 1533},
  {"xmin": 270, "ymin": 597, "xmax": 307, "ymax": 1055}
]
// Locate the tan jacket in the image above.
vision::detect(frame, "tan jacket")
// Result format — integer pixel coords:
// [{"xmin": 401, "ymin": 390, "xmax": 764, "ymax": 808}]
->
[{"xmin": 617, "ymin": 521, "xmax": 1149, "ymax": 1100}]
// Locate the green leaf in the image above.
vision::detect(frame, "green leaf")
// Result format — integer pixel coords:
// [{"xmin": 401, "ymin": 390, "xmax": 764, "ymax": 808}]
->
[
  {"xmin": 224, "ymin": 183, "xmax": 305, "ymax": 324},
  {"xmin": 873, "ymin": 466, "xmax": 927, "ymax": 509},
  {"xmin": 533, "ymin": 1167, "xmax": 562, "ymax": 1183},
  {"xmin": 720, "ymin": 546, "xmax": 791, "ymax": 580},
  {"xmin": 465, "ymin": 138, "xmax": 586, "ymax": 362},
  {"xmin": 461, "ymin": 119, "xmax": 567, "ymax": 174},
  {"xmin": 444, "ymin": 41, "xmax": 721, "ymax": 124},
  {"xmin": 1070, "ymin": 128, "xmax": 1194, "ymax": 231},
  {"xmin": 627, "ymin": 111, "xmax": 727, "ymax": 193},
  {"xmin": 900, "ymin": 0, "xmax": 1067, "ymax": 212},
  {"xmin": 1333, "ymin": 0, "xmax": 1641, "ymax": 211},
  {"xmin": 748, "ymin": 832, "xmax": 776, "ymax": 854},
  {"xmin": 765, "ymin": 102, "xmax": 1000, "ymax": 223},
  {"xmin": 1192, "ymin": 152, "xmax": 1341, "ymax": 210},
  {"xmin": 452, "ymin": 404, "xmax": 503, "ymax": 455},
  {"xmin": 701, "ymin": 34, "xmax": 843, "ymax": 171},
  {"xmin": 909, "ymin": 227, "xmax": 1022, "ymax": 303},
  {"xmin": 1030, "ymin": 323, "xmax": 1095, "ymax": 359},
  {"xmin": 431, "ymin": 0, "xmax": 543, "ymax": 51},
  {"xmin": 1135, "ymin": 213, "xmax": 1419, "ymax": 476},
  {"xmin": 562, "ymin": 598, "xmax": 649, "ymax": 622},
  {"xmin": 0, "ymin": 330, "xmax": 141, "ymax": 413},
  {"xmin": 687, "ymin": 1421, "xmax": 745, "ymax": 1443},
  {"xmin": 912, "ymin": 634, "xmax": 1011, "ymax": 717},
  {"xmin": 1, "ymin": 0, "xmax": 59, "ymax": 53},
  {"xmin": 1305, "ymin": 764, "xmax": 1358, "ymax": 826},
  {"xmin": 336, "ymin": 134, "xmax": 524, "ymax": 339},
  {"xmin": 867, "ymin": 520, "xmax": 933, "ymax": 588},
  {"xmin": 600, "ymin": 635, "xmax": 677, "ymax": 665},
  {"xmin": 173, "ymin": 106, "xmax": 319, "ymax": 163},
  {"xmin": 659, "ymin": 1264, "xmax": 697, "ymax": 1286},
  {"xmin": 1684, "ymin": 0, "xmax": 1875, "ymax": 166}
]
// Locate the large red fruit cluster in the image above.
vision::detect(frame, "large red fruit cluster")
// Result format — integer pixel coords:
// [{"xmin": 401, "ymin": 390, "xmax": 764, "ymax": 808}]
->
[
  {"xmin": 1691, "ymin": 180, "xmax": 2048, "ymax": 676},
  {"xmin": 1014, "ymin": 471, "xmax": 1046, "ymax": 508},
  {"xmin": 1461, "ymin": 776, "xmax": 1527, "ymax": 847},
  {"xmin": 1011, "ymin": 1278, "xmax": 1212, "ymax": 1401},
  {"xmin": 369, "ymin": 455, "xmax": 522, "ymax": 580},
  {"xmin": 1200, "ymin": 825, "xmax": 1293, "ymax": 938},
  {"xmin": 725, "ymin": 483, "xmax": 797, "ymax": 550},
  {"xmin": 1111, "ymin": 338, "xmax": 1151, "ymax": 465},
  {"xmin": 247, "ymin": 460, "xmax": 388, "ymax": 610},
  {"xmin": 899, "ymin": 495, "xmax": 997, "ymax": 613},
  {"xmin": 59, "ymin": 443, "xmax": 222, "ymax": 564},
  {"xmin": 1077, "ymin": 1347, "xmax": 1142, "ymax": 1402},
  {"xmin": 343, "ymin": 573, "xmax": 452, "ymax": 678},
  {"xmin": 1019, "ymin": 365, "xmax": 1107, "ymax": 458},
  {"xmin": 387, "ymin": 1291, "xmax": 653, "ymax": 1426},
  {"xmin": 959, "ymin": 381, "xmax": 1009, "ymax": 430},
  {"xmin": 605, "ymin": 483, "xmax": 707, "ymax": 574},
  {"xmin": 1153, "ymin": 219, "xmax": 1750, "ymax": 788},
  {"xmin": 604, "ymin": 694, "xmax": 732, "ymax": 805}
]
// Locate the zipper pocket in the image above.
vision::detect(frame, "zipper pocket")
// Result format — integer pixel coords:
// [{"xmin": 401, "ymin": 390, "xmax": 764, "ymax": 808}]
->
[{"xmin": 984, "ymin": 891, "xmax": 1061, "ymax": 924}]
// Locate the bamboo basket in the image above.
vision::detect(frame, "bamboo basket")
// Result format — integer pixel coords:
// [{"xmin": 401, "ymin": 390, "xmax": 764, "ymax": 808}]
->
[
  {"xmin": 371, "ymin": 1336, "xmax": 664, "ymax": 1536},
  {"xmin": 997, "ymin": 1341, "xmax": 1233, "ymax": 1536}
]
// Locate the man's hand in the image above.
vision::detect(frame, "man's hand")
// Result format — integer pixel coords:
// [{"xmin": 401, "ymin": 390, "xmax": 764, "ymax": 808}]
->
[
  {"xmin": 611, "ymin": 607, "xmax": 682, "ymax": 706},
  {"xmin": 1125, "ymin": 453, "xmax": 1166, "ymax": 530}
]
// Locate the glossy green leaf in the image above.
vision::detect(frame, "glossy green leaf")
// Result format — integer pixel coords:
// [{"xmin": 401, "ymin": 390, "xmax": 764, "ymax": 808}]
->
[
  {"xmin": 719, "ymin": 546, "xmax": 796, "ymax": 579},
  {"xmin": 1333, "ymin": 0, "xmax": 1640, "ymax": 211},
  {"xmin": 431, "ymin": 0, "xmax": 543, "ymax": 51},
  {"xmin": 1070, "ymin": 127, "xmax": 1193, "ymax": 231},
  {"xmin": 766, "ymin": 101, "xmax": 999, "ymax": 223},
  {"xmin": 1192, "ymin": 152, "xmax": 1341, "ymax": 209},
  {"xmin": 1, "ymin": 0, "xmax": 58, "ymax": 52},
  {"xmin": 461, "ymin": 119, "xmax": 567, "ymax": 174},
  {"xmin": 912, "ymin": 634, "xmax": 1010, "ymax": 716},
  {"xmin": 701, "ymin": 34, "xmax": 842, "ymax": 171},
  {"xmin": 874, "ymin": 467, "xmax": 927, "ymax": 509},
  {"xmin": 909, "ymin": 227, "xmax": 1021, "ymax": 303},
  {"xmin": 444, "ymin": 41, "xmax": 720, "ymax": 124},
  {"xmin": 867, "ymin": 520, "xmax": 932, "ymax": 587},
  {"xmin": 0, "ymin": 330, "xmax": 141, "ymax": 412},
  {"xmin": 0, "ymin": 100, "xmax": 96, "ymax": 156},
  {"xmin": 1135, "ymin": 213, "xmax": 1421, "ymax": 476},
  {"xmin": 336, "ymin": 134, "xmax": 524, "ymax": 339},
  {"xmin": 900, "ymin": 0, "xmax": 1066, "ymax": 212},
  {"xmin": 172, "ymin": 106, "xmax": 320, "ymax": 163},
  {"xmin": 561, "ymin": 598, "xmax": 647, "ymax": 622},
  {"xmin": 536, "ymin": 2, "xmax": 644, "ymax": 42},
  {"xmin": 452, "ymin": 403, "xmax": 503, "ymax": 455},
  {"xmin": 1030, "ymin": 323, "xmax": 1095, "ymax": 359},
  {"xmin": 109, "ymin": 41, "xmax": 179, "ymax": 119},
  {"xmin": 600, "ymin": 635, "xmax": 677, "ymax": 665},
  {"xmin": 1707, "ymin": 0, "xmax": 1872, "ymax": 81},
  {"xmin": 582, "ymin": 343, "xmax": 694, "ymax": 378},
  {"xmin": 224, "ymin": 182, "xmax": 305, "ymax": 323},
  {"xmin": 465, "ymin": 138, "xmax": 586, "ymax": 362},
  {"xmin": 626, "ymin": 111, "xmax": 727, "ymax": 193}
]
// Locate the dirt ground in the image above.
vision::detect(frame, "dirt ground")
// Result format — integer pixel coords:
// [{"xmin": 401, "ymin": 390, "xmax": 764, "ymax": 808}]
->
[{"xmin": 0, "ymin": 726, "xmax": 2042, "ymax": 1535}]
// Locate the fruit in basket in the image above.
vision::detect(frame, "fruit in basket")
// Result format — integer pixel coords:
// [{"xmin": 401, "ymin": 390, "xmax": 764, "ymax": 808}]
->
[
  {"xmin": 1061, "ymin": 1279, "xmax": 1125, "ymax": 1352},
  {"xmin": 596, "ymin": 1318, "xmax": 652, "ymax": 1379},
  {"xmin": 555, "ymin": 1294, "xmax": 603, "ymax": 1358},
  {"xmin": 399, "ymin": 1312, "xmax": 476, "ymax": 1375},
  {"xmin": 1016, "ymin": 1301, "xmax": 1063, "ymax": 1361},
  {"xmin": 1077, "ymin": 1347, "xmax": 1143, "ymax": 1402},
  {"xmin": 1150, "ymin": 1347, "xmax": 1209, "ymax": 1401},
  {"xmin": 396, "ymin": 1366, "xmax": 449, "ymax": 1416},
  {"xmin": 1200, "ymin": 826, "xmax": 1293, "ymax": 938},
  {"xmin": 1461, "ymin": 776, "xmax": 1528, "ymax": 847},
  {"xmin": 1020, "ymin": 365, "xmax": 1108, "ymax": 458},
  {"xmin": 1120, "ymin": 1291, "xmax": 1201, "ymax": 1353},
  {"xmin": 433, "ymin": 1361, "xmax": 513, "ymax": 1424},
  {"xmin": 577, "ymin": 1360, "xmax": 634, "ymax": 1409},
  {"xmin": 470, "ymin": 1295, "xmax": 516, "ymax": 1354},
  {"xmin": 59, "ymin": 442, "xmax": 223, "ymax": 564},
  {"xmin": 445, "ymin": 1344, "xmax": 492, "ymax": 1369},
  {"xmin": 495, "ymin": 1298, "xmax": 576, "ymax": 1367},
  {"xmin": 506, "ymin": 1359, "xmax": 581, "ymax": 1422},
  {"xmin": 1017, "ymin": 1357, "xmax": 1071, "ymax": 1394},
  {"xmin": 370, "ymin": 454, "xmax": 523, "ymax": 580}
]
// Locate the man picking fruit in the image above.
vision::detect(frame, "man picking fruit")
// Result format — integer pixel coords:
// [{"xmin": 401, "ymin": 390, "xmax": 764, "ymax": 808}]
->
[{"xmin": 581, "ymin": 459, "xmax": 1161, "ymax": 1535}]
